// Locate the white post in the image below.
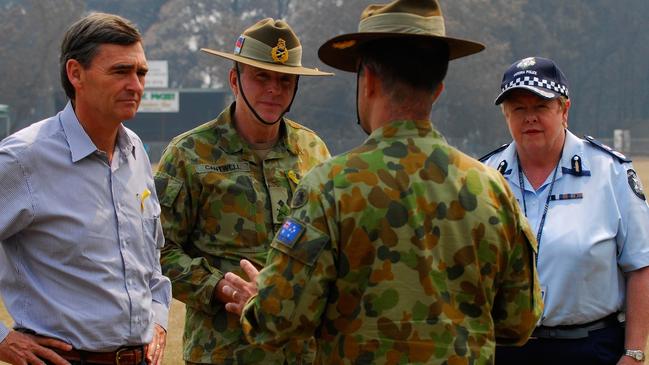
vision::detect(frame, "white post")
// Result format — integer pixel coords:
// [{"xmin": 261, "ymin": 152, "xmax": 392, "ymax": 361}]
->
[
  {"xmin": 613, "ymin": 129, "xmax": 623, "ymax": 151},
  {"xmin": 0, "ymin": 104, "xmax": 9, "ymax": 138}
]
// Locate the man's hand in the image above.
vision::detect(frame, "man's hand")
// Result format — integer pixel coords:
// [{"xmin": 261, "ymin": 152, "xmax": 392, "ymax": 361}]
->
[
  {"xmin": 222, "ymin": 259, "xmax": 260, "ymax": 315},
  {"xmin": 0, "ymin": 330, "xmax": 72, "ymax": 365},
  {"xmin": 145, "ymin": 324, "xmax": 166, "ymax": 365}
]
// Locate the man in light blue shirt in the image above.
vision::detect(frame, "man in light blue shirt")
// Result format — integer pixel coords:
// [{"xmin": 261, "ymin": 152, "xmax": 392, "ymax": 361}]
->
[{"xmin": 0, "ymin": 13, "xmax": 170, "ymax": 365}]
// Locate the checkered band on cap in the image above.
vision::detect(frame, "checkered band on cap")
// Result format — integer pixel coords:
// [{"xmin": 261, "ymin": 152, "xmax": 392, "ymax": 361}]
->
[{"xmin": 502, "ymin": 75, "xmax": 569, "ymax": 98}]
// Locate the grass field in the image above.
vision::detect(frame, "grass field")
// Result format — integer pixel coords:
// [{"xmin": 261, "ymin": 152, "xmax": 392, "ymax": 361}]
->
[{"xmin": 1, "ymin": 157, "xmax": 648, "ymax": 364}]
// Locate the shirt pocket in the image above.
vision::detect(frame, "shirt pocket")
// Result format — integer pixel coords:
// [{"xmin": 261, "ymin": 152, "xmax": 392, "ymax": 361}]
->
[
  {"xmin": 141, "ymin": 215, "xmax": 164, "ymax": 274},
  {"xmin": 198, "ymin": 172, "xmax": 265, "ymax": 251}
]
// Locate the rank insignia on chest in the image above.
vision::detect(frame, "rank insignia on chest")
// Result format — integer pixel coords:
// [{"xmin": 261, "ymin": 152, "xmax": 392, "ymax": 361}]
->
[
  {"xmin": 562, "ymin": 155, "xmax": 591, "ymax": 176},
  {"xmin": 497, "ymin": 160, "xmax": 508, "ymax": 175},
  {"xmin": 276, "ymin": 218, "xmax": 305, "ymax": 248}
]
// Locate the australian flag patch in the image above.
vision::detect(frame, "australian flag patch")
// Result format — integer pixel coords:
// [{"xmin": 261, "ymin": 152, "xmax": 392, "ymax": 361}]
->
[{"xmin": 276, "ymin": 218, "xmax": 305, "ymax": 248}]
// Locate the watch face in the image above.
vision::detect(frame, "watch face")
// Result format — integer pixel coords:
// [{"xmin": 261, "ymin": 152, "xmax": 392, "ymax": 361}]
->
[{"xmin": 626, "ymin": 350, "xmax": 644, "ymax": 361}]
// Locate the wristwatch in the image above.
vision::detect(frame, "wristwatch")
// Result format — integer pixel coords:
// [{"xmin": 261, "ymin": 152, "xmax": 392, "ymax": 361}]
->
[{"xmin": 624, "ymin": 349, "xmax": 645, "ymax": 361}]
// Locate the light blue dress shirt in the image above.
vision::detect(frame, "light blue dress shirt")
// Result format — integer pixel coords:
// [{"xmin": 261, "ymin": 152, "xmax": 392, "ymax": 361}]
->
[
  {"xmin": 0, "ymin": 102, "xmax": 171, "ymax": 351},
  {"xmin": 482, "ymin": 130, "xmax": 649, "ymax": 326}
]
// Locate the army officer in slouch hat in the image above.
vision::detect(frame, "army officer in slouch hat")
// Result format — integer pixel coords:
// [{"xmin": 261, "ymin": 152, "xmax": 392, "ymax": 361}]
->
[{"xmin": 155, "ymin": 17, "xmax": 332, "ymax": 364}]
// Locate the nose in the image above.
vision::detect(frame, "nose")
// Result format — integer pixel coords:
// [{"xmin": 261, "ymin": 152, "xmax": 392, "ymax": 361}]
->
[
  {"xmin": 266, "ymin": 77, "xmax": 282, "ymax": 94},
  {"xmin": 524, "ymin": 110, "xmax": 538, "ymax": 123},
  {"xmin": 126, "ymin": 72, "xmax": 145, "ymax": 94}
]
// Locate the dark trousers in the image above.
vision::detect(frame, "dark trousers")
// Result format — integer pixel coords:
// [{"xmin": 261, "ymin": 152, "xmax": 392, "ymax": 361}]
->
[{"xmin": 496, "ymin": 324, "xmax": 624, "ymax": 365}]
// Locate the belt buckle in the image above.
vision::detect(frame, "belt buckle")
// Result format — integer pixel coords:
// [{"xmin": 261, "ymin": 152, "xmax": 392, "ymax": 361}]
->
[{"xmin": 115, "ymin": 347, "xmax": 132, "ymax": 365}]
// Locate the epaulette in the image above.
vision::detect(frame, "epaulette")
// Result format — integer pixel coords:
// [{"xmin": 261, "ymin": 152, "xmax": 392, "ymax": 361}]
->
[
  {"xmin": 584, "ymin": 135, "xmax": 631, "ymax": 163},
  {"xmin": 285, "ymin": 118, "xmax": 316, "ymax": 134},
  {"xmin": 478, "ymin": 143, "xmax": 509, "ymax": 163}
]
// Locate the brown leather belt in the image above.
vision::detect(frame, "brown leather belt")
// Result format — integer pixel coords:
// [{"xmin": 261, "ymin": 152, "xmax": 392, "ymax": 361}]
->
[{"xmin": 53, "ymin": 346, "xmax": 145, "ymax": 365}]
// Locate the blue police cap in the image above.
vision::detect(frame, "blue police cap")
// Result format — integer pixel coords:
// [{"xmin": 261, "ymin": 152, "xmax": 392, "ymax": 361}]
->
[{"xmin": 494, "ymin": 57, "xmax": 570, "ymax": 105}]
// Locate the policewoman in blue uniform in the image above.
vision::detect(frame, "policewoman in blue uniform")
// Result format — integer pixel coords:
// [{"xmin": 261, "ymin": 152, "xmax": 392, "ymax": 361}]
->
[{"xmin": 481, "ymin": 57, "xmax": 649, "ymax": 365}]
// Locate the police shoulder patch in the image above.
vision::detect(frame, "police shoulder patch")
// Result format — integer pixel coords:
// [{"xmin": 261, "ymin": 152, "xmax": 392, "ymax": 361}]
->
[
  {"xmin": 584, "ymin": 135, "xmax": 631, "ymax": 163},
  {"xmin": 276, "ymin": 218, "xmax": 305, "ymax": 248},
  {"xmin": 627, "ymin": 169, "xmax": 646, "ymax": 201},
  {"xmin": 479, "ymin": 143, "xmax": 509, "ymax": 163}
]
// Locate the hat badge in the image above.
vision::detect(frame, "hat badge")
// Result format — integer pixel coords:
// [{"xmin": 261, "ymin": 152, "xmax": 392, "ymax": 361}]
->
[
  {"xmin": 271, "ymin": 38, "xmax": 289, "ymax": 64},
  {"xmin": 517, "ymin": 57, "xmax": 536, "ymax": 69}
]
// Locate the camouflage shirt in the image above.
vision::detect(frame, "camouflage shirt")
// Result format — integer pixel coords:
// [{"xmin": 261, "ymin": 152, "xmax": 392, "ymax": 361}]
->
[
  {"xmin": 155, "ymin": 103, "xmax": 330, "ymax": 364},
  {"xmin": 241, "ymin": 120, "xmax": 542, "ymax": 365}
]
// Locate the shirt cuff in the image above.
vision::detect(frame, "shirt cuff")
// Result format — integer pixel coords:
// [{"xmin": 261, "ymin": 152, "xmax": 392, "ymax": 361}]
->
[
  {"xmin": 151, "ymin": 300, "xmax": 170, "ymax": 330},
  {"xmin": 0, "ymin": 323, "xmax": 10, "ymax": 344}
]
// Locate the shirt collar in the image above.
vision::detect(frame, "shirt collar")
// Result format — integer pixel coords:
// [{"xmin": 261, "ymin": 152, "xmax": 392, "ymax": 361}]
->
[
  {"xmin": 60, "ymin": 102, "xmax": 97, "ymax": 163},
  {"xmin": 366, "ymin": 119, "xmax": 442, "ymax": 142},
  {"xmin": 60, "ymin": 101, "xmax": 136, "ymax": 163},
  {"xmin": 502, "ymin": 129, "xmax": 590, "ymax": 188},
  {"xmin": 216, "ymin": 102, "xmax": 298, "ymax": 157},
  {"xmin": 116, "ymin": 125, "xmax": 136, "ymax": 160}
]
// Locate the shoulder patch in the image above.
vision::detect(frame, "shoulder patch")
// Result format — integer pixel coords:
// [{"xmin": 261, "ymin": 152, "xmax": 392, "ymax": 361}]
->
[
  {"xmin": 627, "ymin": 169, "xmax": 646, "ymax": 201},
  {"xmin": 276, "ymin": 218, "xmax": 306, "ymax": 248},
  {"xmin": 479, "ymin": 143, "xmax": 509, "ymax": 162},
  {"xmin": 584, "ymin": 135, "xmax": 631, "ymax": 163},
  {"xmin": 290, "ymin": 187, "xmax": 308, "ymax": 209}
]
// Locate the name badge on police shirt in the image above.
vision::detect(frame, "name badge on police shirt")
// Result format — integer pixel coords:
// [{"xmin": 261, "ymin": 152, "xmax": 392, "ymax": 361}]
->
[{"xmin": 276, "ymin": 218, "xmax": 305, "ymax": 248}]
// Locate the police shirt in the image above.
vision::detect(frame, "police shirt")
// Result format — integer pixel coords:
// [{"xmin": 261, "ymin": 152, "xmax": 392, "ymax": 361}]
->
[{"xmin": 481, "ymin": 130, "xmax": 649, "ymax": 326}]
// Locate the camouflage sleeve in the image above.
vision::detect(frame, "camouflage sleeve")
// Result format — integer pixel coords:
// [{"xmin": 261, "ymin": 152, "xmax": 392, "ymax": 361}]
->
[
  {"xmin": 491, "ymin": 177, "xmax": 543, "ymax": 345},
  {"xmin": 155, "ymin": 144, "xmax": 223, "ymax": 314},
  {"xmin": 240, "ymin": 172, "xmax": 337, "ymax": 349}
]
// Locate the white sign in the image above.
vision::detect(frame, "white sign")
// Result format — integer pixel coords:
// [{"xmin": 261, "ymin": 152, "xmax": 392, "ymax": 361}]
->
[
  {"xmin": 139, "ymin": 91, "xmax": 179, "ymax": 113},
  {"xmin": 146, "ymin": 60, "xmax": 169, "ymax": 88}
]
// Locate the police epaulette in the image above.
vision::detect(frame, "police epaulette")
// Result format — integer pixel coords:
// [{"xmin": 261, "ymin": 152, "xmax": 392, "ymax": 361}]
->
[
  {"xmin": 584, "ymin": 135, "xmax": 631, "ymax": 163},
  {"xmin": 478, "ymin": 143, "xmax": 509, "ymax": 162}
]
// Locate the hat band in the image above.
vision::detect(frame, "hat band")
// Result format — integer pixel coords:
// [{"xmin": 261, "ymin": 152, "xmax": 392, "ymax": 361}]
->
[
  {"xmin": 358, "ymin": 12, "xmax": 446, "ymax": 36},
  {"xmin": 235, "ymin": 36, "xmax": 303, "ymax": 67},
  {"xmin": 503, "ymin": 76, "xmax": 569, "ymax": 97}
]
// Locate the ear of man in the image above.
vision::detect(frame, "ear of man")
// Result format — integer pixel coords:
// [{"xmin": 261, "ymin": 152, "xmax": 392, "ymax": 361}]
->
[
  {"xmin": 361, "ymin": 63, "xmax": 380, "ymax": 100},
  {"xmin": 432, "ymin": 82, "xmax": 444, "ymax": 104},
  {"xmin": 228, "ymin": 67, "xmax": 239, "ymax": 96},
  {"xmin": 66, "ymin": 59, "xmax": 84, "ymax": 92}
]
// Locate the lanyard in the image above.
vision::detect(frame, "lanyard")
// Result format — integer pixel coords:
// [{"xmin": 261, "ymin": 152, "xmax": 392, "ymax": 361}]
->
[{"xmin": 517, "ymin": 151, "xmax": 562, "ymax": 264}]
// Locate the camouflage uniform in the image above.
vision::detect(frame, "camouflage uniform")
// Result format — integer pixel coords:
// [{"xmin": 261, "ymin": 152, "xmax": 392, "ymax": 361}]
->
[
  {"xmin": 155, "ymin": 103, "xmax": 330, "ymax": 364},
  {"xmin": 241, "ymin": 119, "xmax": 543, "ymax": 364}
]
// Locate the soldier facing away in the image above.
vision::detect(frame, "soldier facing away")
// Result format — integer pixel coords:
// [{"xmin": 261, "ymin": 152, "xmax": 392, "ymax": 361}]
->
[
  {"xmin": 154, "ymin": 18, "xmax": 332, "ymax": 364},
  {"xmin": 221, "ymin": 0, "xmax": 543, "ymax": 364}
]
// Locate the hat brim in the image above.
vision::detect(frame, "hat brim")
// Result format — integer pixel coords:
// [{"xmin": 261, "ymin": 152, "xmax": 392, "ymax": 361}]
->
[
  {"xmin": 494, "ymin": 85, "xmax": 561, "ymax": 105},
  {"xmin": 201, "ymin": 48, "xmax": 333, "ymax": 76},
  {"xmin": 318, "ymin": 33, "xmax": 485, "ymax": 72}
]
